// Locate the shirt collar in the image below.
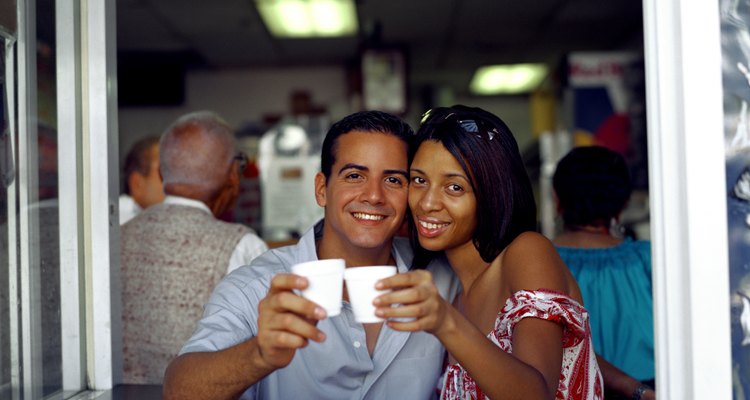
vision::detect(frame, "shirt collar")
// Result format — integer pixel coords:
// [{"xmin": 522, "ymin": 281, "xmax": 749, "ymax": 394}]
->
[
  {"xmin": 163, "ymin": 195, "xmax": 212, "ymax": 215},
  {"xmin": 299, "ymin": 219, "xmax": 409, "ymax": 272}
]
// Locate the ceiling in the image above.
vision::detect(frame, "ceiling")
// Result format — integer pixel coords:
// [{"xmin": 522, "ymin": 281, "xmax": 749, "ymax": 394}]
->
[{"xmin": 116, "ymin": 0, "xmax": 644, "ymax": 97}]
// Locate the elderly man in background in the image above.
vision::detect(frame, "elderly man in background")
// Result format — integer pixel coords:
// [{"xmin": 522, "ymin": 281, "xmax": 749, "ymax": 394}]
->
[
  {"xmin": 119, "ymin": 136, "xmax": 165, "ymax": 224},
  {"xmin": 120, "ymin": 111, "xmax": 268, "ymax": 384}
]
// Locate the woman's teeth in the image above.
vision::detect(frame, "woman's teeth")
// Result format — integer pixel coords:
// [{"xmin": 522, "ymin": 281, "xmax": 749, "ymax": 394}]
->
[{"xmin": 420, "ymin": 221, "xmax": 446, "ymax": 229}]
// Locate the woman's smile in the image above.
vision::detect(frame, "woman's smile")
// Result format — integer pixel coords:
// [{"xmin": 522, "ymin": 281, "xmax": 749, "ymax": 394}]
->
[{"xmin": 409, "ymin": 140, "xmax": 477, "ymax": 253}]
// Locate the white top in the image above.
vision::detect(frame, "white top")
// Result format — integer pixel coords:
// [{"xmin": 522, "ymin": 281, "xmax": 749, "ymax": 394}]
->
[
  {"xmin": 163, "ymin": 195, "xmax": 269, "ymax": 274},
  {"xmin": 119, "ymin": 194, "xmax": 142, "ymax": 225}
]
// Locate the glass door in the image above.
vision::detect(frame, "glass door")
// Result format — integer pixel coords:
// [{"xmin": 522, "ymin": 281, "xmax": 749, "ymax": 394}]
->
[
  {"xmin": 10, "ymin": 0, "xmax": 65, "ymax": 397},
  {"xmin": 0, "ymin": 0, "xmax": 118, "ymax": 398},
  {"xmin": 0, "ymin": 4, "xmax": 16, "ymax": 398}
]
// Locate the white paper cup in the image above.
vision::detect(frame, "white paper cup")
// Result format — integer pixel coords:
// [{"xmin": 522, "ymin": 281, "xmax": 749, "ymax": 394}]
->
[
  {"xmin": 291, "ymin": 259, "xmax": 345, "ymax": 317},
  {"xmin": 344, "ymin": 266, "xmax": 397, "ymax": 323}
]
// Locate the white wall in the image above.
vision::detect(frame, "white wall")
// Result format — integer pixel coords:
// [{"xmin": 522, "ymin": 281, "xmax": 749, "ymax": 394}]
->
[
  {"xmin": 118, "ymin": 66, "xmax": 350, "ymax": 161},
  {"xmin": 118, "ymin": 65, "xmax": 536, "ymax": 164}
]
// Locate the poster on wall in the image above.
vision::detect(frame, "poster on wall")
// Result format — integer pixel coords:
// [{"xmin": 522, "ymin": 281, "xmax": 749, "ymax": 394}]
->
[
  {"xmin": 721, "ymin": 0, "xmax": 750, "ymax": 398},
  {"xmin": 257, "ymin": 121, "xmax": 324, "ymax": 241},
  {"xmin": 565, "ymin": 52, "xmax": 650, "ymax": 241},
  {"xmin": 567, "ymin": 52, "xmax": 649, "ymax": 191},
  {"xmin": 361, "ymin": 49, "xmax": 407, "ymax": 115}
]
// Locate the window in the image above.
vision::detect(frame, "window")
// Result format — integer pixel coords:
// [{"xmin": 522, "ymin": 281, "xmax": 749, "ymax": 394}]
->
[{"xmin": 1, "ymin": 0, "xmax": 118, "ymax": 397}]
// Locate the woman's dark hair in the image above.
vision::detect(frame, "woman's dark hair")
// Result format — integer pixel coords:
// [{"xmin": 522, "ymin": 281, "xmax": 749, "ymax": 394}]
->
[
  {"xmin": 410, "ymin": 105, "xmax": 537, "ymax": 267},
  {"xmin": 320, "ymin": 110, "xmax": 414, "ymax": 181},
  {"xmin": 552, "ymin": 145, "xmax": 632, "ymax": 228}
]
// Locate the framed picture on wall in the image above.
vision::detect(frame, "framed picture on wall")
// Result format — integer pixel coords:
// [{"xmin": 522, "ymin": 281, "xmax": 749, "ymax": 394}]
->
[{"xmin": 361, "ymin": 48, "xmax": 407, "ymax": 115}]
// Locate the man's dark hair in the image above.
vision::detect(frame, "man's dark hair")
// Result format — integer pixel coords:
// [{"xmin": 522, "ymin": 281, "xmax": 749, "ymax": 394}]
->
[
  {"xmin": 123, "ymin": 136, "xmax": 160, "ymax": 194},
  {"xmin": 410, "ymin": 105, "xmax": 537, "ymax": 266},
  {"xmin": 552, "ymin": 145, "xmax": 632, "ymax": 228},
  {"xmin": 320, "ymin": 110, "xmax": 414, "ymax": 181}
]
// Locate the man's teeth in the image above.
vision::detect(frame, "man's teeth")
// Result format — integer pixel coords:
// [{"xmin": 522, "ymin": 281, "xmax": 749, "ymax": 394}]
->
[
  {"xmin": 420, "ymin": 221, "xmax": 446, "ymax": 230},
  {"xmin": 353, "ymin": 212, "xmax": 385, "ymax": 221}
]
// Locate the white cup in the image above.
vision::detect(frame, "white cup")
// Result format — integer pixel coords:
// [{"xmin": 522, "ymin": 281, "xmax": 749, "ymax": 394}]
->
[
  {"xmin": 344, "ymin": 266, "xmax": 397, "ymax": 323},
  {"xmin": 291, "ymin": 259, "xmax": 345, "ymax": 317}
]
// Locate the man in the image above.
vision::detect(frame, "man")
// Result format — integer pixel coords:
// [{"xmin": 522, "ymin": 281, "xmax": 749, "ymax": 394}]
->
[
  {"xmin": 120, "ymin": 111, "xmax": 268, "ymax": 384},
  {"xmin": 163, "ymin": 110, "xmax": 459, "ymax": 399},
  {"xmin": 119, "ymin": 136, "xmax": 165, "ymax": 224}
]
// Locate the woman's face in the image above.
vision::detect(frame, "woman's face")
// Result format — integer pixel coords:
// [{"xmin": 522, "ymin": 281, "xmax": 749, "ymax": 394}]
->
[{"xmin": 409, "ymin": 140, "xmax": 477, "ymax": 253}]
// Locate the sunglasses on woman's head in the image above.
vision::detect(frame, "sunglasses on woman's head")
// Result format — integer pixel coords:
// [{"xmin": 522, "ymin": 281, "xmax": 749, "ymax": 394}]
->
[{"xmin": 419, "ymin": 109, "xmax": 497, "ymax": 141}]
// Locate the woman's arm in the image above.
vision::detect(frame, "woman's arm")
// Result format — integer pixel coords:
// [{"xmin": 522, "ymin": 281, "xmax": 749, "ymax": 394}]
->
[
  {"xmin": 597, "ymin": 355, "xmax": 656, "ymax": 400},
  {"xmin": 432, "ymin": 303, "xmax": 561, "ymax": 399},
  {"xmin": 375, "ymin": 240, "xmax": 567, "ymax": 400},
  {"xmin": 499, "ymin": 232, "xmax": 577, "ymax": 397}
]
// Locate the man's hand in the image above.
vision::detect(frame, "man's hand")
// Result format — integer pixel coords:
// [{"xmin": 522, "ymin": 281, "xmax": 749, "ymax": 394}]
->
[{"xmin": 255, "ymin": 273, "xmax": 328, "ymax": 370}]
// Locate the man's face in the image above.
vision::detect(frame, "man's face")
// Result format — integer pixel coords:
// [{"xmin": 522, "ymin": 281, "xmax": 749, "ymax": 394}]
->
[
  {"xmin": 315, "ymin": 131, "xmax": 409, "ymax": 253},
  {"xmin": 132, "ymin": 144, "xmax": 165, "ymax": 208}
]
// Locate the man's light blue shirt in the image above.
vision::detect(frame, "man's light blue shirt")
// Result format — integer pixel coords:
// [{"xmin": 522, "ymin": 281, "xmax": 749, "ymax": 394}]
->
[{"xmin": 180, "ymin": 220, "xmax": 459, "ymax": 399}]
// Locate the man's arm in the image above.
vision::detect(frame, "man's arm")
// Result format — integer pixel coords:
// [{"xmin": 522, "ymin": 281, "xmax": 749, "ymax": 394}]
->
[
  {"xmin": 163, "ymin": 338, "xmax": 274, "ymax": 400},
  {"xmin": 163, "ymin": 274, "xmax": 328, "ymax": 400}
]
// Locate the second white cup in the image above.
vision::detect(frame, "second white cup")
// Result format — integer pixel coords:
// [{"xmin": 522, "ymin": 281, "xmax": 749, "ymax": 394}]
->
[
  {"xmin": 344, "ymin": 266, "xmax": 397, "ymax": 323},
  {"xmin": 291, "ymin": 258, "xmax": 345, "ymax": 317}
]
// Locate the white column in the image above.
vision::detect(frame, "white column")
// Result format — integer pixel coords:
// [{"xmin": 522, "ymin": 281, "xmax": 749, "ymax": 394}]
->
[
  {"xmin": 643, "ymin": 0, "xmax": 732, "ymax": 398},
  {"xmin": 57, "ymin": 0, "xmax": 86, "ymax": 393},
  {"xmin": 81, "ymin": 0, "xmax": 120, "ymax": 389}
]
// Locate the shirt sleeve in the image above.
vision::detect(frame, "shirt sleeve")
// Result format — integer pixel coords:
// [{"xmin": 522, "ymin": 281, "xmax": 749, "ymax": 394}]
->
[
  {"xmin": 179, "ymin": 270, "xmax": 268, "ymax": 356},
  {"xmin": 227, "ymin": 233, "xmax": 269, "ymax": 275},
  {"xmin": 497, "ymin": 289, "xmax": 589, "ymax": 348}
]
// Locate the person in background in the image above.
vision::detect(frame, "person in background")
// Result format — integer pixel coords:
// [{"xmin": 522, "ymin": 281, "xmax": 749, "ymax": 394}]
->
[
  {"xmin": 163, "ymin": 110, "xmax": 459, "ymax": 400},
  {"xmin": 552, "ymin": 145, "xmax": 655, "ymax": 400},
  {"xmin": 119, "ymin": 136, "xmax": 165, "ymax": 224},
  {"xmin": 120, "ymin": 111, "xmax": 268, "ymax": 384},
  {"xmin": 376, "ymin": 105, "xmax": 603, "ymax": 399}
]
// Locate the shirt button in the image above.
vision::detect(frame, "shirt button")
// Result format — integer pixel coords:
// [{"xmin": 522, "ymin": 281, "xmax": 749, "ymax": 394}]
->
[{"xmin": 353, "ymin": 341, "xmax": 361, "ymax": 348}]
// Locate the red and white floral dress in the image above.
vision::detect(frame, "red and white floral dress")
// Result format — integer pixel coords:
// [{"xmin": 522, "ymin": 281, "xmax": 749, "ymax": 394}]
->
[{"xmin": 439, "ymin": 289, "xmax": 604, "ymax": 400}]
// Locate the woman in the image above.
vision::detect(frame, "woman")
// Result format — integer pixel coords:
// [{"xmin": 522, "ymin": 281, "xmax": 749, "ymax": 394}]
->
[
  {"xmin": 374, "ymin": 105, "xmax": 603, "ymax": 399},
  {"xmin": 552, "ymin": 146, "xmax": 655, "ymax": 400}
]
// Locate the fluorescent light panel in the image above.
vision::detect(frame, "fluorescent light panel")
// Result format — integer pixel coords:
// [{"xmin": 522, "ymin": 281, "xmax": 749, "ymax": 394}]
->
[
  {"xmin": 470, "ymin": 64, "xmax": 548, "ymax": 95},
  {"xmin": 256, "ymin": 0, "xmax": 358, "ymax": 38}
]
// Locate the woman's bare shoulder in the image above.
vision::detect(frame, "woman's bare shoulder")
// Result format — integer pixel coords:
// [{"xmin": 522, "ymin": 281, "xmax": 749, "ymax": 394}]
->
[{"xmin": 499, "ymin": 232, "xmax": 570, "ymax": 295}]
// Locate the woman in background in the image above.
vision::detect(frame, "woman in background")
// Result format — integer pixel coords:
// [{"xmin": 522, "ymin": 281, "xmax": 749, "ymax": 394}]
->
[
  {"xmin": 376, "ymin": 105, "xmax": 603, "ymax": 399},
  {"xmin": 552, "ymin": 145, "xmax": 655, "ymax": 400}
]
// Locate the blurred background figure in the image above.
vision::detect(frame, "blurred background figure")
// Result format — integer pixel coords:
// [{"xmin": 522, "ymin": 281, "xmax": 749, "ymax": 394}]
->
[
  {"xmin": 552, "ymin": 145, "xmax": 655, "ymax": 400},
  {"xmin": 120, "ymin": 136, "xmax": 165, "ymax": 225},
  {"xmin": 119, "ymin": 111, "xmax": 268, "ymax": 384}
]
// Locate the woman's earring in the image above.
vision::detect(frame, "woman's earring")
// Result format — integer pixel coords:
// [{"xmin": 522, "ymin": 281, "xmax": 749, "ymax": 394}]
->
[{"xmin": 609, "ymin": 218, "xmax": 625, "ymax": 239}]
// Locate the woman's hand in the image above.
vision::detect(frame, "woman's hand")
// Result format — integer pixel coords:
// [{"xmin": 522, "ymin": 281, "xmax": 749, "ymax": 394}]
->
[{"xmin": 372, "ymin": 270, "xmax": 454, "ymax": 336}]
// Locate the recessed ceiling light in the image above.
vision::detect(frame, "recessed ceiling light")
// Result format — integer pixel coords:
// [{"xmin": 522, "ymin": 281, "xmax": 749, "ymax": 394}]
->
[
  {"xmin": 469, "ymin": 64, "xmax": 548, "ymax": 95},
  {"xmin": 256, "ymin": 0, "xmax": 358, "ymax": 38}
]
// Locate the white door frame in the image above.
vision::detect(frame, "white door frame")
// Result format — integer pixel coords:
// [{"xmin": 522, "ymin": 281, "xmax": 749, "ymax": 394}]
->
[{"xmin": 643, "ymin": 0, "xmax": 733, "ymax": 398}]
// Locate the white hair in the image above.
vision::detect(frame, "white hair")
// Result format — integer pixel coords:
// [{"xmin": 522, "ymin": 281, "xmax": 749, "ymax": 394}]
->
[{"xmin": 159, "ymin": 111, "xmax": 236, "ymax": 194}]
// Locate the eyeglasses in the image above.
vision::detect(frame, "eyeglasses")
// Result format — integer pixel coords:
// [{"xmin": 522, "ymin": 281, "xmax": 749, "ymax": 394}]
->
[
  {"xmin": 419, "ymin": 109, "xmax": 497, "ymax": 141},
  {"xmin": 234, "ymin": 152, "xmax": 248, "ymax": 174}
]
